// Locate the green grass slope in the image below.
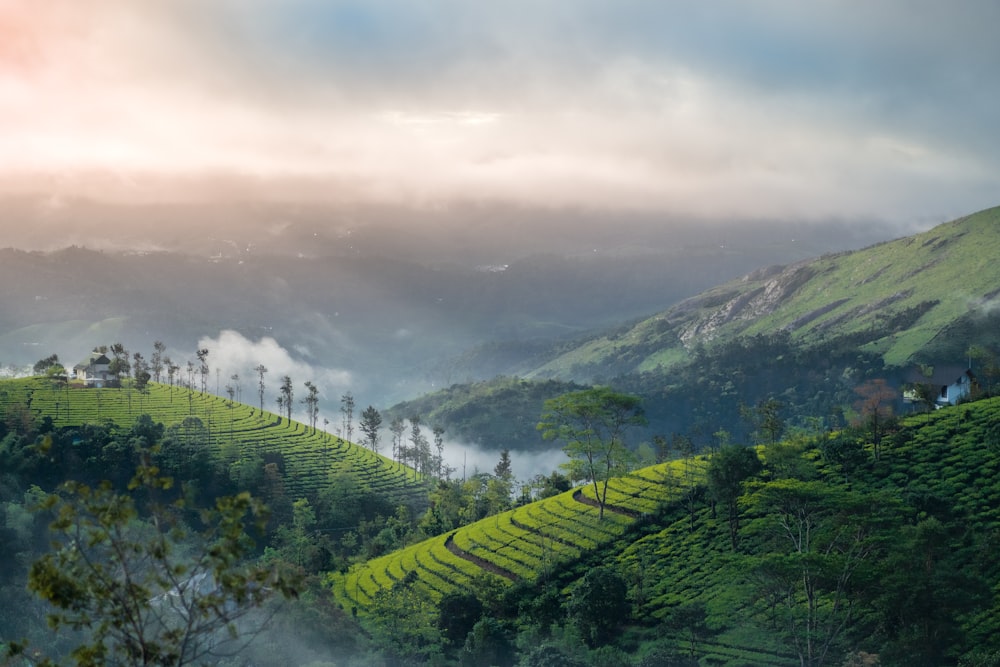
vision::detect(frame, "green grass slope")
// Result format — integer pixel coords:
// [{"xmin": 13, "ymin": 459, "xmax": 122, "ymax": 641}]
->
[
  {"xmin": 530, "ymin": 206, "xmax": 1000, "ymax": 380},
  {"xmin": 330, "ymin": 395, "xmax": 1000, "ymax": 664},
  {"xmin": 0, "ymin": 377, "xmax": 427, "ymax": 504},
  {"xmin": 328, "ymin": 459, "xmax": 704, "ymax": 613}
]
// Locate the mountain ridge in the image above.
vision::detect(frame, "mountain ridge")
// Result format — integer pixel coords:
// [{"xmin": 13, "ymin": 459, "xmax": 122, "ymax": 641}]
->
[{"xmin": 527, "ymin": 205, "xmax": 1000, "ymax": 382}]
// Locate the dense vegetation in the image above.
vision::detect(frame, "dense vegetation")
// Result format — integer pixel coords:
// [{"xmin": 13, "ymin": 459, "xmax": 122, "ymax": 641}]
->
[
  {"xmin": 6, "ymin": 360, "xmax": 1000, "ymax": 665},
  {"xmin": 327, "ymin": 395, "xmax": 1000, "ymax": 667}
]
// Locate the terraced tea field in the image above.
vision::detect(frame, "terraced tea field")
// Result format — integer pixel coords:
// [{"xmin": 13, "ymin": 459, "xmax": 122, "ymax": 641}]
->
[
  {"xmin": 0, "ymin": 378, "xmax": 427, "ymax": 504},
  {"xmin": 329, "ymin": 457, "xmax": 706, "ymax": 612}
]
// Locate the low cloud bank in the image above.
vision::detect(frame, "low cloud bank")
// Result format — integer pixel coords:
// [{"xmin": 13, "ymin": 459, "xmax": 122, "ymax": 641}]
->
[
  {"xmin": 187, "ymin": 330, "xmax": 353, "ymax": 422},
  {"xmin": 438, "ymin": 439, "xmax": 568, "ymax": 483}
]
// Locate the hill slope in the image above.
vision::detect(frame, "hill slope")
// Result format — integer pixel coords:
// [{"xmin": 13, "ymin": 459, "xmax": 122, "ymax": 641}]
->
[
  {"xmin": 0, "ymin": 378, "xmax": 427, "ymax": 505},
  {"xmin": 330, "ymin": 395, "xmax": 1000, "ymax": 664},
  {"xmin": 530, "ymin": 206, "xmax": 1000, "ymax": 381}
]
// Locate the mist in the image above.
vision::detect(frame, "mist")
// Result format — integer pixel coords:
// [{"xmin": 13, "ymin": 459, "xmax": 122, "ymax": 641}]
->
[
  {"xmin": 187, "ymin": 330, "xmax": 353, "ymax": 423},
  {"xmin": 438, "ymin": 439, "xmax": 569, "ymax": 484}
]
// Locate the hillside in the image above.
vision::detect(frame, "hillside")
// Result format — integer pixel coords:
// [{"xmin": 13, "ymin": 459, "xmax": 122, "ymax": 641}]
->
[
  {"xmin": 529, "ymin": 206, "xmax": 1000, "ymax": 382},
  {"xmin": 0, "ymin": 378, "xmax": 428, "ymax": 506},
  {"xmin": 329, "ymin": 394, "xmax": 1000, "ymax": 665}
]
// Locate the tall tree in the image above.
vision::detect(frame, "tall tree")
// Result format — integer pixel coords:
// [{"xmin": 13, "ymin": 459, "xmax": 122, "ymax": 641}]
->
[
  {"xmin": 303, "ymin": 381, "xmax": 320, "ymax": 433},
  {"xmin": 132, "ymin": 352, "xmax": 151, "ymax": 394},
  {"xmin": 33, "ymin": 353, "xmax": 61, "ymax": 375},
  {"xmin": 566, "ymin": 566, "xmax": 629, "ymax": 648},
  {"xmin": 279, "ymin": 375, "xmax": 293, "ymax": 421},
  {"xmin": 150, "ymin": 340, "xmax": 166, "ymax": 383},
  {"xmin": 538, "ymin": 387, "xmax": 646, "ymax": 519},
  {"xmin": 389, "ymin": 417, "xmax": 406, "ymax": 468},
  {"xmin": 230, "ymin": 373, "xmax": 241, "ymax": 403},
  {"xmin": 433, "ymin": 425, "xmax": 447, "ymax": 479},
  {"xmin": 341, "ymin": 392, "xmax": 355, "ymax": 444},
  {"xmin": 254, "ymin": 364, "xmax": 268, "ymax": 414},
  {"xmin": 359, "ymin": 406, "xmax": 383, "ymax": 453},
  {"xmin": 109, "ymin": 343, "xmax": 130, "ymax": 388},
  {"xmin": 195, "ymin": 348, "xmax": 209, "ymax": 394},
  {"xmin": 408, "ymin": 415, "xmax": 428, "ymax": 478}
]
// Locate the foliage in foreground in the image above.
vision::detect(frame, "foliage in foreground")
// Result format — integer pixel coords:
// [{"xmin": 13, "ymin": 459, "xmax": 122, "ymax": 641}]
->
[{"xmin": 24, "ymin": 464, "xmax": 299, "ymax": 667}]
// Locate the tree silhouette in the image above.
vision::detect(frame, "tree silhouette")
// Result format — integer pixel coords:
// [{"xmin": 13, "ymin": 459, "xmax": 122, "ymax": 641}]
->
[{"xmin": 254, "ymin": 364, "xmax": 268, "ymax": 415}]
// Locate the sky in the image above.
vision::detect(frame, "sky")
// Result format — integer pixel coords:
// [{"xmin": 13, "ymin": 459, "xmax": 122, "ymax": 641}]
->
[{"xmin": 2, "ymin": 0, "xmax": 999, "ymax": 225}]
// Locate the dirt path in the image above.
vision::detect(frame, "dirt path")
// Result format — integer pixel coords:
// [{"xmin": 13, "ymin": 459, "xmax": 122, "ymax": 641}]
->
[
  {"xmin": 444, "ymin": 533, "xmax": 519, "ymax": 582},
  {"xmin": 572, "ymin": 489, "xmax": 641, "ymax": 518}
]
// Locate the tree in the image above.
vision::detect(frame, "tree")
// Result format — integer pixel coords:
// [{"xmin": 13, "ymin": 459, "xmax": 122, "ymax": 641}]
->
[
  {"xmin": 437, "ymin": 592, "xmax": 483, "ymax": 646},
  {"xmin": 433, "ymin": 425, "xmax": 446, "ymax": 479},
  {"xmin": 230, "ymin": 373, "xmax": 241, "ymax": 403},
  {"xmin": 279, "ymin": 376, "xmax": 293, "ymax": 421},
  {"xmin": 389, "ymin": 418, "xmax": 406, "ymax": 469},
  {"xmin": 132, "ymin": 352, "xmax": 150, "ymax": 392},
  {"xmin": 195, "ymin": 348, "xmax": 209, "ymax": 394},
  {"xmin": 27, "ymin": 465, "xmax": 298, "ymax": 666},
  {"xmin": 461, "ymin": 617, "xmax": 515, "ymax": 667},
  {"xmin": 109, "ymin": 343, "xmax": 130, "ymax": 388},
  {"xmin": 566, "ymin": 565, "xmax": 629, "ymax": 647},
  {"xmin": 706, "ymin": 445, "xmax": 763, "ymax": 551},
  {"xmin": 852, "ymin": 379, "xmax": 897, "ymax": 461},
  {"xmin": 873, "ymin": 517, "xmax": 989, "ymax": 666},
  {"xmin": 150, "ymin": 341, "xmax": 166, "ymax": 384},
  {"xmin": 409, "ymin": 415, "xmax": 429, "ymax": 479},
  {"xmin": 741, "ymin": 397, "xmax": 785, "ymax": 445},
  {"xmin": 741, "ymin": 479, "xmax": 899, "ymax": 667},
  {"xmin": 538, "ymin": 387, "xmax": 646, "ymax": 519},
  {"xmin": 302, "ymin": 381, "xmax": 319, "ymax": 433},
  {"xmin": 33, "ymin": 354, "xmax": 61, "ymax": 376},
  {"xmin": 340, "ymin": 392, "xmax": 355, "ymax": 445},
  {"xmin": 253, "ymin": 364, "xmax": 268, "ymax": 415},
  {"xmin": 359, "ymin": 406, "xmax": 382, "ymax": 453},
  {"xmin": 493, "ymin": 448, "xmax": 512, "ymax": 481}
]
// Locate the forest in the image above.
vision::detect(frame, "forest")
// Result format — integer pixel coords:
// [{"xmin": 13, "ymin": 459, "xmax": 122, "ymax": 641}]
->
[{"xmin": 3, "ymin": 345, "xmax": 1000, "ymax": 666}]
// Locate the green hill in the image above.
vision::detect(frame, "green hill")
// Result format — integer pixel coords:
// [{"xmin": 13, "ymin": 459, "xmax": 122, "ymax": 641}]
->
[
  {"xmin": 0, "ymin": 377, "xmax": 428, "ymax": 505},
  {"xmin": 328, "ymin": 458, "xmax": 699, "ymax": 613},
  {"xmin": 529, "ymin": 206, "xmax": 1000, "ymax": 381},
  {"xmin": 328, "ymin": 395, "xmax": 1000, "ymax": 665}
]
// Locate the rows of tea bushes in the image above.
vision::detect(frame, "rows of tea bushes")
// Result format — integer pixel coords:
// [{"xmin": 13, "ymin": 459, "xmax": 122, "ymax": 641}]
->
[
  {"xmin": 604, "ymin": 397, "xmax": 1000, "ymax": 665},
  {"xmin": 329, "ymin": 457, "xmax": 705, "ymax": 614},
  {"xmin": 0, "ymin": 378, "xmax": 426, "ymax": 504}
]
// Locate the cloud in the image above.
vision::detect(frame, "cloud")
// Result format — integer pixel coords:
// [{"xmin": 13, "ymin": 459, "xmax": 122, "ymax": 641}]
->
[
  {"xmin": 437, "ymin": 439, "xmax": 569, "ymax": 483},
  {"xmin": 2, "ymin": 1, "xmax": 998, "ymax": 223},
  {"xmin": 193, "ymin": 330, "xmax": 353, "ymax": 418}
]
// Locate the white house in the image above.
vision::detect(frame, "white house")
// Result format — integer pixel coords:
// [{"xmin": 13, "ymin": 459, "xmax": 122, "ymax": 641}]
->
[
  {"xmin": 903, "ymin": 366, "xmax": 977, "ymax": 408},
  {"xmin": 73, "ymin": 350, "xmax": 112, "ymax": 387}
]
